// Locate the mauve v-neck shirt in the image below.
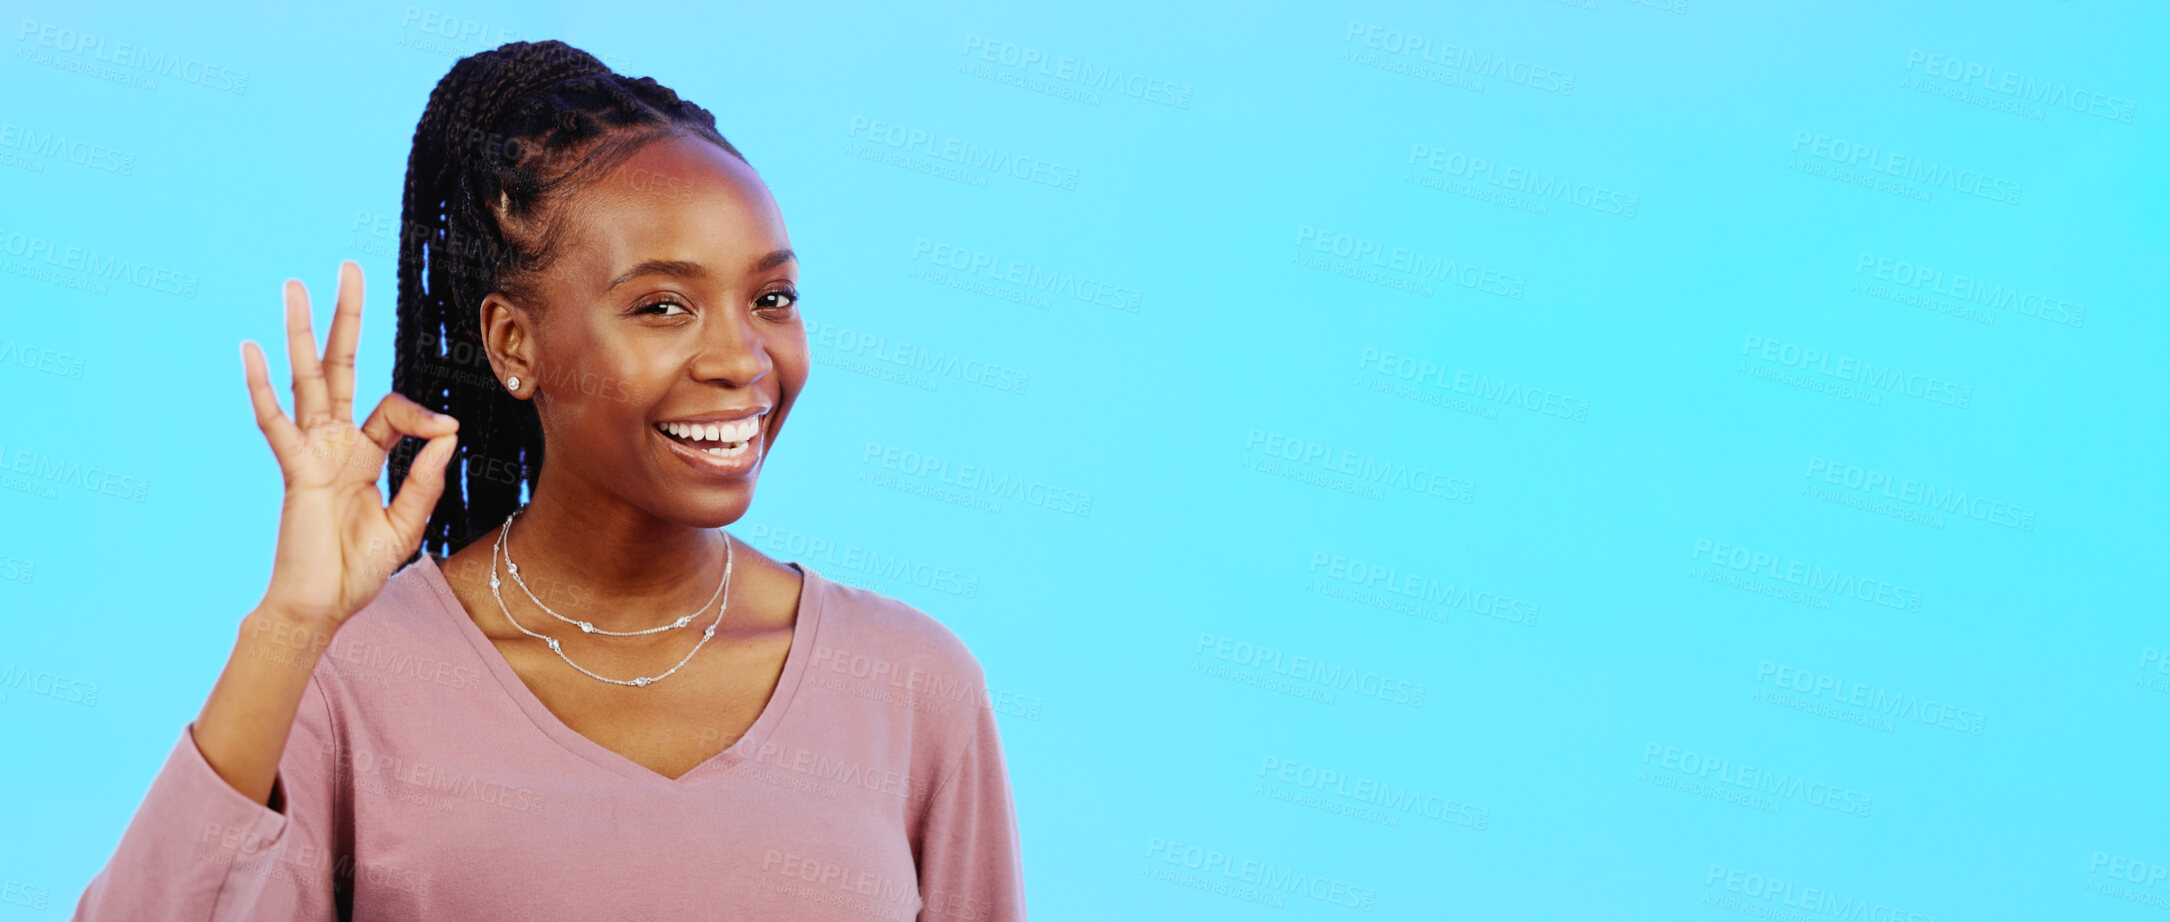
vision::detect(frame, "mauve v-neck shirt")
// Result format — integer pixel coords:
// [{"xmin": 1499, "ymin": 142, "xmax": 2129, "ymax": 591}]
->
[{"xmin": 71, "ymin": 554, "xmax": 1026, "ymax": 921}]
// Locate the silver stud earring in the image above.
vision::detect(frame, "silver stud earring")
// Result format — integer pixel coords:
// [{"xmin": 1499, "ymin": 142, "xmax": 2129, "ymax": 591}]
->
[{"xmin": 506, "ymin": 376, "xmax": 521, "ymax": 391}]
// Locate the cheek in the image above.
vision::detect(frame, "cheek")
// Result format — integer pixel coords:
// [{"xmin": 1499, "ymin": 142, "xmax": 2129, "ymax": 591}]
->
[
  {"xmin": 774, "ymin": 338, "xmax": 812, "ymax": 390},
  {"xmin": 536, "ymin": 342, "xmax": 659, "ymax": 438}
]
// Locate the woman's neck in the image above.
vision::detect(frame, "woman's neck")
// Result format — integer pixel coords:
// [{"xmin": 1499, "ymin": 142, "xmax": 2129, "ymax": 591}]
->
[{"xmin": 491, "ymin": 486, "xmax": 735, "ymax": 636}]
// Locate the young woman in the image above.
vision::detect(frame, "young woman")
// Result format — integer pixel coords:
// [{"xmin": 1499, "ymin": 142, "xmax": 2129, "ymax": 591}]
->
[{"xmin": 72, "ymin": 40, "xmax": 1025, "ymax": 920}]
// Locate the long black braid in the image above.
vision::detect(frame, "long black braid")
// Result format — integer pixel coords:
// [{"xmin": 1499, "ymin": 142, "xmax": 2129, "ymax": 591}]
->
[{"xmin": 385, "ymin": 40, "xmax": 747, "ymax": 565}]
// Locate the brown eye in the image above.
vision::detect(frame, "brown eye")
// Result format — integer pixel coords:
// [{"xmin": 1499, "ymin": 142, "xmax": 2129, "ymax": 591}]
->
[
  {"xmin": 756, "ymin": 288, "xmax": 798, "ymax": 312},
  {"xmin": 636, "ymin": 296, "xmax": 691, "ymax": 317}
]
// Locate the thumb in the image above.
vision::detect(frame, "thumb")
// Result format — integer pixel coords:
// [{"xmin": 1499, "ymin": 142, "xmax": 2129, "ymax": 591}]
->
[{"xmin": 385, "ymin": 433, "xmax": 458, "ymax": 547}]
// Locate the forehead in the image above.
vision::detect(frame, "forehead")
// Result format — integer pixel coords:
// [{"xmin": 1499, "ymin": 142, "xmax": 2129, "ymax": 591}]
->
[{"xmin": 549, "ymin": 133, "xmax": 788, "ymax": 289}]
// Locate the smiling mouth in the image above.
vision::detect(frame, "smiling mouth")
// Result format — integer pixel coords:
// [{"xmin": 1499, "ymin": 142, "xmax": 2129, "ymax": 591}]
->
[{"xmin": 654, "ymin": 416, "xmax": 762, "ymax": 460}]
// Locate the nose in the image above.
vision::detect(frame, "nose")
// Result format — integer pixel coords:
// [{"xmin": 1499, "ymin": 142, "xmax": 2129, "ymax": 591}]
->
[{"xmin": 687, "ymin": 306, "xmax": 770, "ymax": 387}]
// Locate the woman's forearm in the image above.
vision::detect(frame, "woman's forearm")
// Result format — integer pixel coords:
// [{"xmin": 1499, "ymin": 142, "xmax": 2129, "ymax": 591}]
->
[{"xmin": 189, "ymin": 608, "xmax": 335, "ymax": 808}]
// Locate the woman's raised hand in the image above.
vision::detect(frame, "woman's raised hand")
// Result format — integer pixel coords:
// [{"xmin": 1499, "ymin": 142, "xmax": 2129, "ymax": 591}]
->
[{"xmin": 240, "ymin": 261, "xmax": 460, "ymax": 629}]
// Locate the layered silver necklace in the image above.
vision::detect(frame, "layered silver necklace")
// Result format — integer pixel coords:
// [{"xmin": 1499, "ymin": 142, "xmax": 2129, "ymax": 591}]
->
[{"xmin": 487, "ymin": 508, "xmax": 734, "ymax": 688}]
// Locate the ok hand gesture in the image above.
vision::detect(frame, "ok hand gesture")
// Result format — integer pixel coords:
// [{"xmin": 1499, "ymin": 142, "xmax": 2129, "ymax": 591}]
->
[{"xmin": 239, "ymin": 261, "xmax": 460, "ymax": 630}]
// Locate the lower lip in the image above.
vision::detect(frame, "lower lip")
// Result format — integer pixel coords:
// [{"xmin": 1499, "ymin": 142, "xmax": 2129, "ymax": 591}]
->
[{"xmin": 657, "ymin": 424, "xmax": 763, "ymax": 477}]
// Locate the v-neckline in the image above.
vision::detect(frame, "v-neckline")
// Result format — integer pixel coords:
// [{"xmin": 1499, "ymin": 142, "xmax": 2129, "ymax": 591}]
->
[{"xmin": 414, "ymin": 551, "xmax": 824, "ymax": 789}]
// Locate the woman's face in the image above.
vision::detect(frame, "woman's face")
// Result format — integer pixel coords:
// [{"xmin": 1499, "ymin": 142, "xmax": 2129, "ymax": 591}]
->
[{"xmin": 483, "ymin": 132, "xmax": 807, "ymax": 527}]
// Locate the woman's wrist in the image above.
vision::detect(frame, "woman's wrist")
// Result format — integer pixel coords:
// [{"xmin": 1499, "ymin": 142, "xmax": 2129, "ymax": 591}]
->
[{"xmin": 238, "ymin": 605, "xmax": 340, "ymax": 671}]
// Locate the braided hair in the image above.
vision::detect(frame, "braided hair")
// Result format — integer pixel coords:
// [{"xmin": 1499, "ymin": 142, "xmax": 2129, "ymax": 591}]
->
[{"xmin": 386, "ymin": 40, "xmax": 747, "ymax": 564}]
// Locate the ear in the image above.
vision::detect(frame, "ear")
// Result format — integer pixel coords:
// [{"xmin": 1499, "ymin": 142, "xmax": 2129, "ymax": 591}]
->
[{"xmin": 478, "ymin": 291, "xmax": 537, "ymax": 397}]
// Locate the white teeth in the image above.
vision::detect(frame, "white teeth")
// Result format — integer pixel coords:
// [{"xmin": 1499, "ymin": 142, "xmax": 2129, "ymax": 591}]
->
[{"xmin": 656, "ymin": 415, "xmax": 761, "ymax": 445}]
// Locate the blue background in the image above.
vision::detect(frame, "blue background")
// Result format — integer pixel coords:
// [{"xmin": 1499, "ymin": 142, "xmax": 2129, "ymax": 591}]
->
[{"xmin": 3, "ymin": 0, "xmax": 2166, "ymax": 918}]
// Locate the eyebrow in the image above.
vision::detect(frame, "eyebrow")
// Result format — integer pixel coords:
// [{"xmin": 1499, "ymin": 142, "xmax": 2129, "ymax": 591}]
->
[{"xmin": 606, "ymin": 249, "xmax": 796, "ymax": 290}]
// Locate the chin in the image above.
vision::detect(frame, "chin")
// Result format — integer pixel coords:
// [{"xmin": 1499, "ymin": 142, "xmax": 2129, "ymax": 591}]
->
[{"xmin": 681, "ymin": 485, "xmax": 755, "ymax": 528}]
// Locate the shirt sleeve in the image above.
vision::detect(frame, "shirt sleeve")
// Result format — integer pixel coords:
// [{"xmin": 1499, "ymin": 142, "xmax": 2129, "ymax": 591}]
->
[
  {"xmin": 72, "ymin": 672, "xmax": 346, "ymax": 921},
  {"xmin": 913, "ymin": 697, "xmax": 1027, "ymax": 922}
]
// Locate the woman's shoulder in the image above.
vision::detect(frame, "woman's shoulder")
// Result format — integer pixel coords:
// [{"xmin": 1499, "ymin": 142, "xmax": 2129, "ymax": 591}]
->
[
  {"xmin": 803, "ymin": 567, "xmax": 989, "ymax": 689},
  {"xmin": 302, "ymin": 553, "xmax": 480, "ymax": 693},
  {"xmin": 346, "ymin": 553, "xmax": 464, "ymax": 634}
]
